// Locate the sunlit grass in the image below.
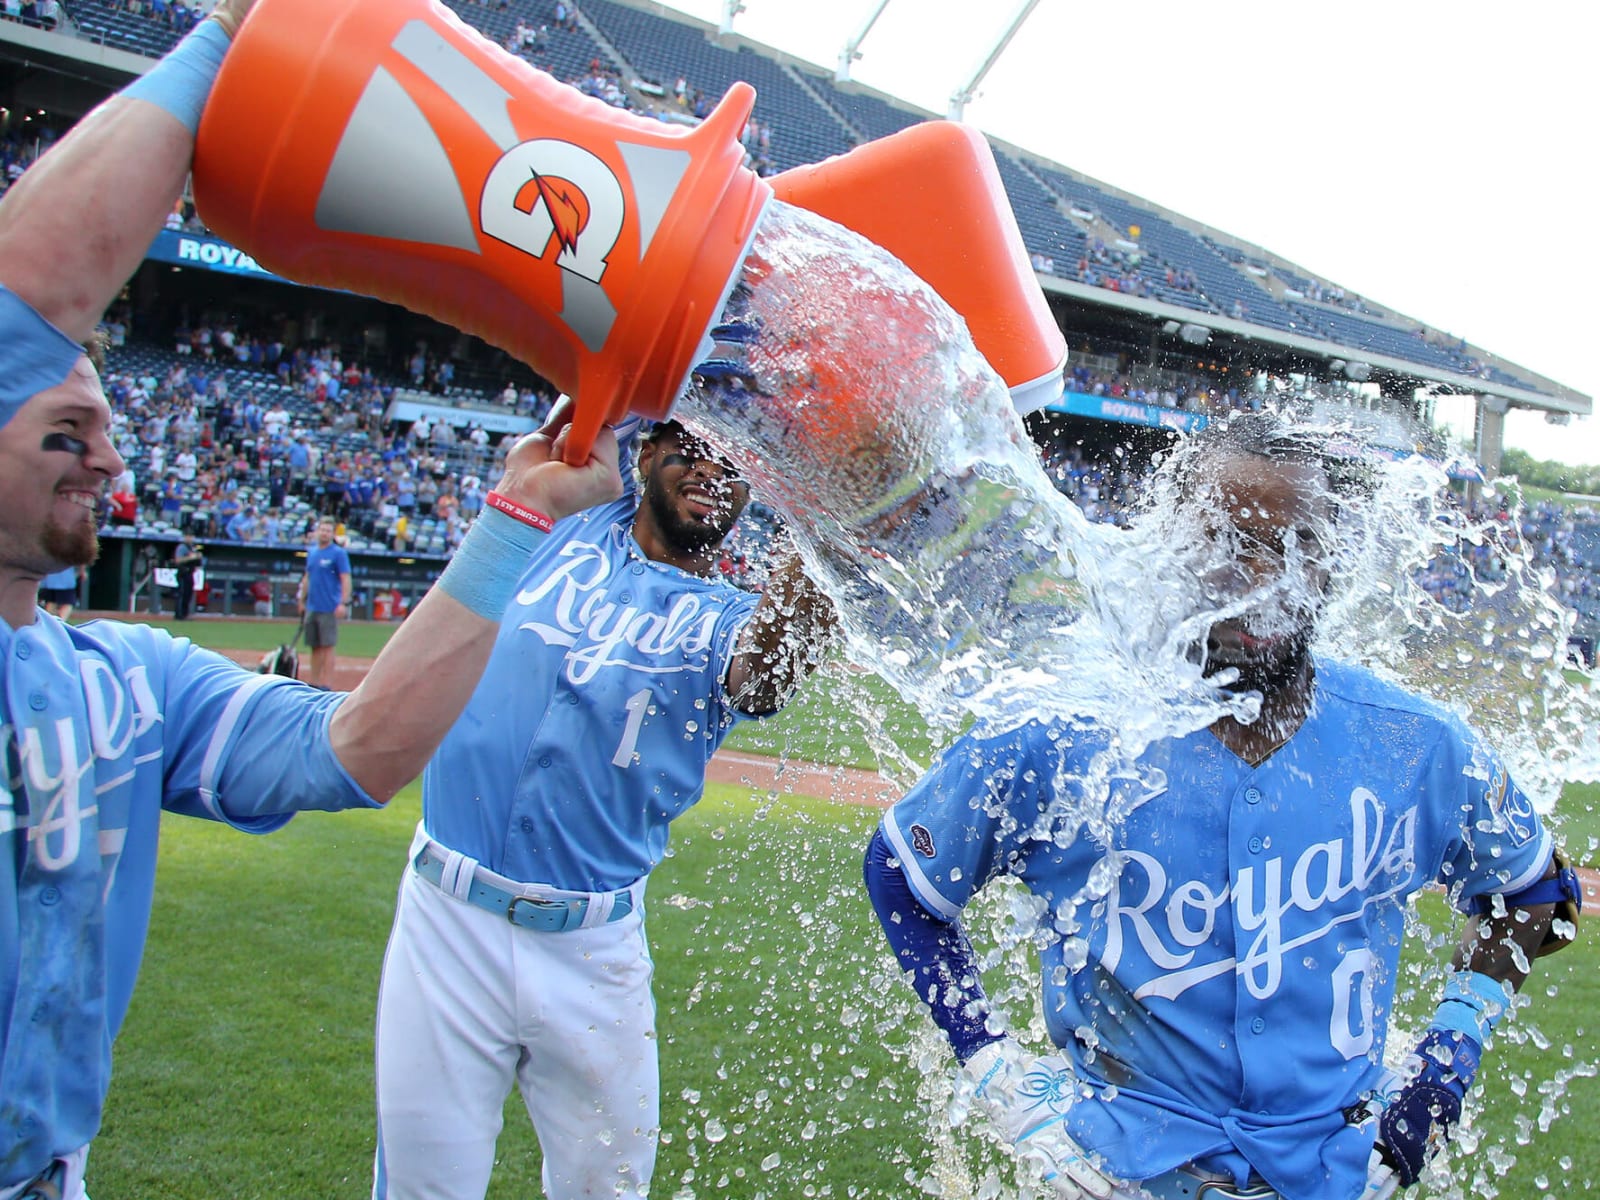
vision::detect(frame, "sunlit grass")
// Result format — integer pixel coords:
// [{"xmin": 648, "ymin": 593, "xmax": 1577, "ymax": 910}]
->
[{"xmin": 94, "ymin": 782, "xmax": 1599, "ymax": 1198}]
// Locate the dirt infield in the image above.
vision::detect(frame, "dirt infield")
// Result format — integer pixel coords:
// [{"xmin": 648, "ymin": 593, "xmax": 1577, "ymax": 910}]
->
[{"xmin": 220, "ymin": 650, "xmax": 1600, "ymax": 909}]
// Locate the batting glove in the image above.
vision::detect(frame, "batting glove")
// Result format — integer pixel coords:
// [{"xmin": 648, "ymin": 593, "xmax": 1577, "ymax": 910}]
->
[
  {"xmin": 955, "ymin": 1037, "xmax": 1123, "ymax": 1200},
  {"xmin": 1365, "ymin": 1029, "xmax": 1482, "ymax": 1196}
]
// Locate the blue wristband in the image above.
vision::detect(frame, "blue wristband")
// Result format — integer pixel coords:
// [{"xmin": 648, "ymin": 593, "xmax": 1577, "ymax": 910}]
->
[
  {"xmin": 434, "ymin": 507, "xmax": 546, "ymax": 620},
  {"xmin": 1431, "ymin": 969, "xmax": 1512, "ymax": 1044},
  {"xmin": 122, "ymin": 19, "xmax": 231, "ymax": 135}
]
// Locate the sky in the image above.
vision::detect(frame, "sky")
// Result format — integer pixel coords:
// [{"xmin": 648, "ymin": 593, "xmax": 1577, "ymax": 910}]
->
[{"xmin": 653, "ymin": 0, "xmax": 1596, "ymax": 467}]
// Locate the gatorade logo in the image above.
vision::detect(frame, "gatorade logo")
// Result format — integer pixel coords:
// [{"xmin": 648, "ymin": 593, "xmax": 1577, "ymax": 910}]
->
[{"xmin": 481, "ymin": 140, "xmax": 625, "ymax": 286}]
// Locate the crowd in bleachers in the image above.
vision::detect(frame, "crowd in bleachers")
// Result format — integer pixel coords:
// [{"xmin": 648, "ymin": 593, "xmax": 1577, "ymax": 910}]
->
[
  {"xmin": 1071, "ymin": 237, "xmax": 1205, "ymax": 303},
  {"xmin": 0, "ymin": 118, "xmax": 58, "ymax": 199},
  {"xmin": 0, "ymin": 0, "xmax": 61, "ymax": 29},
  {"xmin": 93, "ymin": 323, "xmax": 564, "ymax": 560},
  {"xmin": 1065, "ymin": 362, "xmax": 1260, "ymax": 417}
]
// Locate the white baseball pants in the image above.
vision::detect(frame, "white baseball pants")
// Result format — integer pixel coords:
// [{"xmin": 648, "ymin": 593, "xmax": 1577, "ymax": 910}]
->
[{"xmin": 372, "ymin": 864, "xmax": 658, "ymax": 1200}]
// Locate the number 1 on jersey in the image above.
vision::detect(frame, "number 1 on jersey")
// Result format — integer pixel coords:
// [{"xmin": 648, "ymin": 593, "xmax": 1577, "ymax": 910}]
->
[{"xmin": 613, "ymin": 688, "xmax": 651, "ymax": 768}]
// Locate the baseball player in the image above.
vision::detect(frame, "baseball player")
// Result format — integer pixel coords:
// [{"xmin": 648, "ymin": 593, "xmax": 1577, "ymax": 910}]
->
[
  {"xmin": 864, "ymin": 413, "xmax": 1580, "ymax": 1200},
  {"xmin": 0, "ymin": 12, "xmax": 623, "ymax": 1196},
  {"xmin": 371, "ymin": 407, "xmax": 836, "ymax": 1200}
]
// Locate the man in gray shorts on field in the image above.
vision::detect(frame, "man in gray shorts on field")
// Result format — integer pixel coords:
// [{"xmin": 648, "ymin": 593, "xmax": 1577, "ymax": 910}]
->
[{"xmin": 298, "ymin": 516, "xmax": 351, "ymax": 687}]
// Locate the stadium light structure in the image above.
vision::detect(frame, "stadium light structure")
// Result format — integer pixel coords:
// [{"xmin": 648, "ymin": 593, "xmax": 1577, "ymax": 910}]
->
[
  {"xmin": 947, "ymin": 0, "xmax": 1041, "ymax": 120},
  {"xmin": 719, "ymin": 0, "xmax": 746, "ymax": 37},
  {"xmin": 836, "ymin": 0, "xmax": 893, "ymax": 83}
]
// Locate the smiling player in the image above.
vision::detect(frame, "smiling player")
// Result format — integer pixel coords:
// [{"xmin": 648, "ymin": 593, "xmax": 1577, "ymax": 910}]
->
[
  {"xmin": 864, "ymin": 413, "xmax": 1580, "ymax": 1200},
  {"xmin": 372, "ymin": 409, "xmax": 836, "ymax": 1200}
]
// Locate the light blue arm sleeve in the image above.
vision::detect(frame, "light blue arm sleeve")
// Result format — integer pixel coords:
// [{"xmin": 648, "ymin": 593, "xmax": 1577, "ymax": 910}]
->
[
  {"xmin": 1438, "ymin": 720, "xmax": 1552, "ymax": 909},
  {"xmin": 156, "ymin": 636, "xmax": 377, "ymax": 827},
  {"xmin": 615, "ymin": 416, "xmax": 644, "ymax": 504},
  {"xmin": 0, "ymin": 284, "xmax": 85, "ymax": 425},
  {"xmin": 882, "ymin": 723, "xmax": 1041, "ymax": 920}
]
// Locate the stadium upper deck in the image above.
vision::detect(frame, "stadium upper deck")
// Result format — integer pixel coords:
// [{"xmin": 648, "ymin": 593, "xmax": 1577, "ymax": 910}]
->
[{"xmin": 0, "ymin": 0, "xmax": 1588, "ymax": 431}]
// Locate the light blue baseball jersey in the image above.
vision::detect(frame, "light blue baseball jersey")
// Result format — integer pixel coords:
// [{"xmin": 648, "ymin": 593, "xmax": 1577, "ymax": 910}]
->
[
  {"xmin": 1, "ymin": 287, "xmax": 377, "ymax": 1187},
  {"xmin": 420, "ymin": 423, "xmax": 763, "ymax": 892},
  {"xmin": 883, "ymin": 659, "xmax": 1551, "ymax": 1200},
  {"xmin": 0, "ymin": 617, "xmax": 376, "ymax": 1186}
]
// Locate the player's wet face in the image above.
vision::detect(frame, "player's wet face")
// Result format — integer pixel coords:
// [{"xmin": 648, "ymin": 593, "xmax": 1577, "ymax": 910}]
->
[
  {"xmin": 641, "ymin": 431, "xmax": 750, "ymax": 554},
  {"xmin": 1193, "ymin": 453, "xmax": 1332, "ymax": 693},
  {"xmin": 0, "ymin": 358, "xmax": 123, "ymax": 578}
]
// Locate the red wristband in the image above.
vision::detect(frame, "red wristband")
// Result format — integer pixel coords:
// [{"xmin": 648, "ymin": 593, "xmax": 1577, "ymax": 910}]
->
[{"xmin": 484, "ymin": 491, "xmax": 555, "ymax": 533}]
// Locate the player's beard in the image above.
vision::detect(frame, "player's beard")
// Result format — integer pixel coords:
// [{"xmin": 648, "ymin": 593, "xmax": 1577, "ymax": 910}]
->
[
  {"xmin": 643, "ymin": 474, "xmax": 739, "ymax": 556},
  {"xmin": 42, "ymin": 506, "xmax": 101, "ymax": 569},
  {"xmin": 1206, "ymin": 623, "xmax": 1312, "ymax": 697}
]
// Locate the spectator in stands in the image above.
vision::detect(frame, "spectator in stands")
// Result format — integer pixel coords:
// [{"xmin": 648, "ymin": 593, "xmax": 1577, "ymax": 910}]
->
[
  {"xmin": 108, "ymin": 482, "xmax": 140, "ymax": 528},
  {"xmin": 263, "ymin": 397, "xmax": 289, "ymax": 439},
  {"xmin": 225, "ymin": 504, "xmax": 260, "ymax": 542},
  {"xmin": 214, "ymin": 489, "xmax": 241, "ymax": 535},
  {"xmin": 158, "ymin": 469, "xmax": 183, "ymax": 525}
]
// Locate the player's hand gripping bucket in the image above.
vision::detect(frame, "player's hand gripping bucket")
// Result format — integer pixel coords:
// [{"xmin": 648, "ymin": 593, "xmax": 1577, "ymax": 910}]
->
[
  {"xmin": 769, "ymin": 121, "xmax": 1066, "ymax": 414},
  {"xmin": 192, "ymin": 0, "xmax": 770, "ymax": 464}
]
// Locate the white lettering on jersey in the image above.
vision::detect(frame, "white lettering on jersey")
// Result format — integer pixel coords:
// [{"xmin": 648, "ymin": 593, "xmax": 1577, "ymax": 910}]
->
[
  {"xmin": 19, "ymin": 717, "xmax": 93, "ymax": 870},
  {"xmin": 516, "ymin": 541, "xmax": 722, "ymax": 685},
  {"xmin": 1103, "ymin": 787, "xmax": 1416, "ymax": 1004},
  {"xmin": 1, "ymin": 661, "xmax": 164, "ymax": 871}
]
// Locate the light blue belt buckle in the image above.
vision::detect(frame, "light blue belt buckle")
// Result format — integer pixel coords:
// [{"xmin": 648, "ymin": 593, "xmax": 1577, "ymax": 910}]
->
[{"xmin": 506, "ymin": 893, "xmax": 583, "ymax": 931}]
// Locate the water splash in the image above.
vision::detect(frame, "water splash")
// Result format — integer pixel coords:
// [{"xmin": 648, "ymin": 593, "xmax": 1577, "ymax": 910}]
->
[
  {"xmin": 677, "ymin": 199, "xmax": 1249, "ymax": 746},
  {"xmin": 668, "ymin": 202, "xmax": 1600, "ymax": 1197}
]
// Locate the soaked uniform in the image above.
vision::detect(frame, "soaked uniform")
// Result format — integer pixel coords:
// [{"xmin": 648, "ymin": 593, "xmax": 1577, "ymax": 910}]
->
[
  {"xmin": 373, "ymin": 421, "xmax": 765, "ymax": 1200},
  {"xmin": 880, "ymin": 660, "xmax": 1550, "ymax": 1200}
]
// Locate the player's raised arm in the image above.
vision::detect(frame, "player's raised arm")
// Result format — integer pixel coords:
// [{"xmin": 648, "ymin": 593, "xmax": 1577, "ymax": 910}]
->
[
  {"xmin": 0, "ymin": 0, "xmax": 255, "ymax": 341},
  {"xmin": 327, "ymin": 414, "xmax": 621, "ymax": 802},
  {"xmin": 725, "ymin": 547, "xmax": 837, "ymax": 715}
]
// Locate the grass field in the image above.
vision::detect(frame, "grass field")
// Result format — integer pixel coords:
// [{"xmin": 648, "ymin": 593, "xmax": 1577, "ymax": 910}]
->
[
  {"xmin": 82, "ymin": 616, "xmax": 1600, "ymax": 1198},
  {"xmin": 93, "ymin": 784, "xmax": 1600, "ymax": 1199}
]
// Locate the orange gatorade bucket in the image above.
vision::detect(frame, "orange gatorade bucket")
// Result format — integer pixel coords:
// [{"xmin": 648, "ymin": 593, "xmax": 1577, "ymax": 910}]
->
[
  {"xmin": 193, "ymin": 0, "xmax": 770, "ymax": 463},
  {"xmin": 771, "ymin": 122, "xmax": 1066, "ymax": 414}
]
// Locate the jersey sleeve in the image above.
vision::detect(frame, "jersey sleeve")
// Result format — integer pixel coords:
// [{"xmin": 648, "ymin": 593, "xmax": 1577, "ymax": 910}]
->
[
  {"xmin": 0, "ymin": 283, "xmax": 84, "ymax": 422},
  {"xmin": 153, "ymin": 633, "xmax": 377, "ymax": 828},
  {"xmin": 708, "ymin": 588, "xmax": 764, "ymax": 727},
  {"xmin": 614, "ymin": 415, "xmax": 645, "ymax": 504},
  {"xmin": 1434, "ymin": 718, "xmax": 1552, "ymax": 909},
  {"xmin": 880, "ymin": 722, "xmax": 1049, "ymax": 920}
]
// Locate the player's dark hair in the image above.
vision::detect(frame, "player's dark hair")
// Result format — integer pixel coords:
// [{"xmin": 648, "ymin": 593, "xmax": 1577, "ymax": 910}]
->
[
  {"xmin": 1187, "ymin": 411, "xmax": 1376, "ymax": 502},
  {"xmin": 644, "ymin": 418, "xmax": 688, "ymax": 444}
]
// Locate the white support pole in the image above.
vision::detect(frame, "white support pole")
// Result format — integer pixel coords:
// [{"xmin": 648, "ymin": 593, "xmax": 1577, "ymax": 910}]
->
[
  {"xmin": 835, "ymin": 0, "xmax": 893, "ymax": 82},
  {"xmin": 948, "ymin": 0, "xmax": 1041, "ymax": 120}
]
